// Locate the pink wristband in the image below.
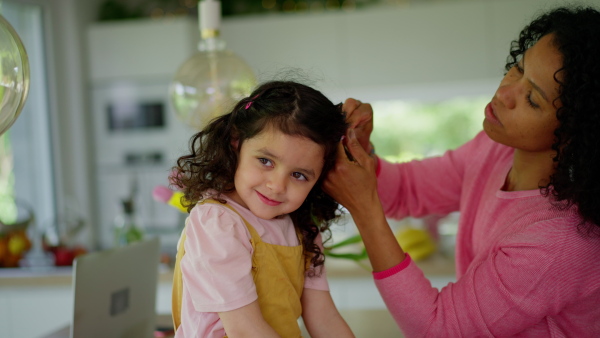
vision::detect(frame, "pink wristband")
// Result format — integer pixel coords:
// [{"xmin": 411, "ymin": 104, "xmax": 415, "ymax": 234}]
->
[{"xmin": 372, "ymin": 254, "xmax": 412, "ymax": 280}]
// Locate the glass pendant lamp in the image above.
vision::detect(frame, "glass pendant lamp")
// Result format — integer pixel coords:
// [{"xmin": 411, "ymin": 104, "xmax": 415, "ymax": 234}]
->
[
  {"xmin": 0, "ymin": 13, "xmax": 29, "ymax": 136},
  {"xmin": 169, "ymin": 0, "xmax": 256, "ymax": 130}
]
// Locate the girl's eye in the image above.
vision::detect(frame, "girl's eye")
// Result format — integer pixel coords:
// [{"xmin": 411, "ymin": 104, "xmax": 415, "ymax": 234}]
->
[
  {"xmin": 292, "ymin": 172, "xmax": 308, "ymax": 181},
  {"xmin": 258, "ymin": 158, "xmax": 273, "ymax": 167}
]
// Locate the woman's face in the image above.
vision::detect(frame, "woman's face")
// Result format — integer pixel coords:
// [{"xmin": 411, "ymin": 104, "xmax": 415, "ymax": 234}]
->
[{"xmin": 484, "ymin": 34, "xmax": 562, "ymax": 153}]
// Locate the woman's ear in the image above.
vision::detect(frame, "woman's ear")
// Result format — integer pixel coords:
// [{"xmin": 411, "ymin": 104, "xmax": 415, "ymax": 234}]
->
[
  {"xmin": 230, "ymin": 128, "xmax": 240, "ymax": 150},
  {"xmin": 231, "ymin": 137, "xmax": 239, "ymax": 150}
]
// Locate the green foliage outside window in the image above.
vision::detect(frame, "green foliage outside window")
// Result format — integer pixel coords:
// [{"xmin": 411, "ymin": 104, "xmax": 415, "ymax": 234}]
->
[{"xmin": 371, "ymin": 96, "xmax": 488, "ymax": 163}]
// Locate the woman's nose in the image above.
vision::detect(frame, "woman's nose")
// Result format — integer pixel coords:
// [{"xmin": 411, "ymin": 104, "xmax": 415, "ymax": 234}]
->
[{"xmin": 495, "ymin": 75, "xmax": 521, "ymax": 110}]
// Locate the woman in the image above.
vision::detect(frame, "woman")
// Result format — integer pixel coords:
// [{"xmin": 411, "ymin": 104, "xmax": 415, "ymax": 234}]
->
[{"xmin": 324, "ymin": 6, "xmax": 600, "ymax": 336}]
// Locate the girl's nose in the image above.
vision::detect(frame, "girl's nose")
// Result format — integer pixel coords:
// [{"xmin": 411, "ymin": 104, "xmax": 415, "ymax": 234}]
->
[{"xmin": 266, "ymin": 173, "xmax": 286, "ymax": 194}]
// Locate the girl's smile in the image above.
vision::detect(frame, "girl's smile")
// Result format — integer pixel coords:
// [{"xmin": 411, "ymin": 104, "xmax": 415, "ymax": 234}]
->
[
  {"xmin": 256, "ymin": 190, "xmax": 282, "ymax": 206},
  {"xmin": 227, "ymin": 126, "xmax": 325, "ymax": 220}
]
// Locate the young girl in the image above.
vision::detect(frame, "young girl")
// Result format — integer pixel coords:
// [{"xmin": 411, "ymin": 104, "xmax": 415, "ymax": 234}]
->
[{"xmin": 170, "ymin": 81, "xmax": 354, "ymax": 337}]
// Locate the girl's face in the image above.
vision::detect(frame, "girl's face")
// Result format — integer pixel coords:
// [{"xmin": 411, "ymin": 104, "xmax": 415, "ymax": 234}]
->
[
  {"xmin": 484, "ymin": 34, "xmax": 562, "ymax": 153},
  {"xmin": 227, "ymin": 126, "xmax": 325, "ymax": 220}
]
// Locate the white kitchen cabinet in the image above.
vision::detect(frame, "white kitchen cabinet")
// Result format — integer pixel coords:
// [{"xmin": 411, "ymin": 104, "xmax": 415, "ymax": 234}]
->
[
  {"xmin": 0, "ymin": 278, "xmax": 73, "ymax": 338},
  {"xmin": 220, "ymin": 3, "xmax": 492, "ymax": 98},
  {"xmin": 0, "ymin": 294, "xmax": 8, "ymax": 337},
  {"xmin": 87, "ymin": 18, "xmax": 198, "ymax": 82},
  {"xmin": 0, "ymin": 270, "xmax": 172, "ymax": 338},
  {"xmin": 220, "ymin": 0, "xmax": 597, "ymax": 101},
  {"xmin": 87, "ymin": 18, "xmax": 197, "ymax": 249}
]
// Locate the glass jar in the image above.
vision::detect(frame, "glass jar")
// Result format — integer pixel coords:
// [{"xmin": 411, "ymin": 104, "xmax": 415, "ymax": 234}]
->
[{"xmin": 113, "ymin": 199, "xmax": 143, "ymax": 247}]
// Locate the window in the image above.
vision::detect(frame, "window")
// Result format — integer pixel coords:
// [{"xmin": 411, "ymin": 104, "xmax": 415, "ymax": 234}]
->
[
  {"xmin": 371, "ymin": 96, "xmax": 487, "ymax": 163},
  {"xmin": 1, "ymin": 3, "xmax": 56, "ymax": 237}
]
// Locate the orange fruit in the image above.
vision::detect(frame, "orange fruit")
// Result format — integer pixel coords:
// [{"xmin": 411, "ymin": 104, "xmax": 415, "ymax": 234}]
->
[
  {"xmin": 8, "ymin": 233, "xmax": 28, "ymax": 256},
  {"xmin": 0, "ymin": 237, "xmax": 8, "ymax": 265},
  {"xmin": 3, "ymin": 253, "xmax": 20, "ymax": 267}
]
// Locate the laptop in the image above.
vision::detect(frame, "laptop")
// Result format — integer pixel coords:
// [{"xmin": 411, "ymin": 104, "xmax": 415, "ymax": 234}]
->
[{"xmin": 68, "ymin": 238, "xmax": 161, "ymax": 338}]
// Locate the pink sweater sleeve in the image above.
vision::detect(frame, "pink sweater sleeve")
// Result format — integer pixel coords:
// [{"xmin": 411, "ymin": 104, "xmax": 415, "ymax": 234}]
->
[{"xmin": 373, "ymin": 222, "xmax": 599, "ymax": 337}]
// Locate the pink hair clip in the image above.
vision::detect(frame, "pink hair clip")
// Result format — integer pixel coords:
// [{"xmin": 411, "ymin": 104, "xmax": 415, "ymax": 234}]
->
[{"xmin": 244, "ymin": 94, "xmax": 260, "ymax": 110}]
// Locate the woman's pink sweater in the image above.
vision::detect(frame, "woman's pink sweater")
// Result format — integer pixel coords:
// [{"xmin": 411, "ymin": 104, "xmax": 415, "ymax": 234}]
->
[{"xmin": 375, "ymin": 131, "xmax": 600, "ymax": 337}]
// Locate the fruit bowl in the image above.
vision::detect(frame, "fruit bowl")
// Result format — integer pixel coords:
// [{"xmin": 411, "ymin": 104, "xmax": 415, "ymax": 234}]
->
[{"xmin": 0, "ymin": 200, "xmax": 33, "ymax": 267}]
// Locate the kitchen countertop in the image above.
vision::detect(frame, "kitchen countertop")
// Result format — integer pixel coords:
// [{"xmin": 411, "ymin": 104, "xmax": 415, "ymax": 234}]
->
[
  {"xmin": 0, "ymin": 253, "xmax": 456, "ymax": 287},
  {"xmin": 0, "ymin": 263, "xmax": 176, "ymax": 287},
  {"xmin": 0, "ymin": 266, "xmax": 73, "ymax": 286},
  {"xmin": 42, "ymin": 310, "xmax": 402, "ymax": 338},
  {"xmin": 4, "ymin": 254, "xmax": 455, "ymax": 338}
]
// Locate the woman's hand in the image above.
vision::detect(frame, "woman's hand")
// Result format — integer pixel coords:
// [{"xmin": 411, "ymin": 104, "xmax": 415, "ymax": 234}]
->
[
  {"xmin": 342, "ymin": 98, "xmax": 373, "ymax": 153},
  {"xmin": 324, "ymin": 127, "xmax": 379, "ymax": 216},
  {"xmin": 324, "ymin": 127, "xmax": 407, "ymax": 272}
]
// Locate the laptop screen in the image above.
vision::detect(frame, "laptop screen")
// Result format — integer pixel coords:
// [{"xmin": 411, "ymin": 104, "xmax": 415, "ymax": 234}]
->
[{"xmin": 70, "ymin": 238, "xmax": 160, "ymax": 338}]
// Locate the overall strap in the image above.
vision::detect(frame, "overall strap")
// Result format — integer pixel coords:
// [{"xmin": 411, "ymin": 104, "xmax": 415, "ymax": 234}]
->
[
  {"xmin": 202, "ymin": 199, "xmax": 262, "ymax": 242},
  {"xmin": 171, "ymin": 226, "xmax": 187, "ymax": 330}
]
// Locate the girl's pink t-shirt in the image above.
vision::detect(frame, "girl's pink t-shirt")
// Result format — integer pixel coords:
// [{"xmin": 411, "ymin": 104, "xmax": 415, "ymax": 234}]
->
[
  {"xmin": 175, "ymin": 195, "xmax": 328, "ymax": 338},
  {"xmin": 374, "ymin": 131, "xmax": 600, "ymax": 337}
]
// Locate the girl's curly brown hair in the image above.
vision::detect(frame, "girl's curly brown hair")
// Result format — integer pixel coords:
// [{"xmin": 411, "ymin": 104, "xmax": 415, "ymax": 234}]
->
[
  {"xmin": 505, "ymin": 6, "xmax": 600, "ymax": 234},
  {"xmin": 171, "ymin": 80, "xmax": 347, "ymax": 274}
]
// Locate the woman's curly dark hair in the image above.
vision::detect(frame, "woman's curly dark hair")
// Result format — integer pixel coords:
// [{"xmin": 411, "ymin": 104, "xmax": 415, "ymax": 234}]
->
[
  {"xmin": 505, "ymin": 6, "xmax": 600, "ymax": 234},
  {"xmin": 171, "ymin": 80, "xmax": 347, "ymax": 274}
]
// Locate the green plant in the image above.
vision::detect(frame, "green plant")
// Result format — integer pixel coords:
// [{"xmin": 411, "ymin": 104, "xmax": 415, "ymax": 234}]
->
[{"xmin": 324, "ymin": 233, "xmax": 369, "ymax": 270}]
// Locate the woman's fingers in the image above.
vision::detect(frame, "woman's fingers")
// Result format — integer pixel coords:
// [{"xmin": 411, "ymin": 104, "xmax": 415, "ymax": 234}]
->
[
  {"xmin": 324, "ymin": 128, "xmax": 378, "ymax": 213},
  {"xmin": 345, "ymin": 100, "xmax": 372, "ymax": 129},
  {"xmin": 342, "ymin": 98, "xmax": 362, "ymax": 120},
  {"xmin": 345, "ymin": 129, "xmax": 365, "ymax": 163},
  {"xmin": 345, "ymin": 128, "xmax": 375, "ymax": 171},
  {"xmin": 342, "ymin": 98, "xmax": 373, "ymax": 151}
]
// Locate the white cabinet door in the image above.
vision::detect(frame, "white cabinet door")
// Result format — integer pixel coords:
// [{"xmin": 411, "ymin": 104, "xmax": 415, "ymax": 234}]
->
[{"xmin": 0, "ymin": 285, "xmax": 72, "ymax": 338}]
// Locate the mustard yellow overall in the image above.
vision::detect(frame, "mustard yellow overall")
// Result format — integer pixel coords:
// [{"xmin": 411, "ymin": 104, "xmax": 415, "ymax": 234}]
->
[{"xmin": 172, "ymin": 199, "xmax": 305, "ymax": 337}]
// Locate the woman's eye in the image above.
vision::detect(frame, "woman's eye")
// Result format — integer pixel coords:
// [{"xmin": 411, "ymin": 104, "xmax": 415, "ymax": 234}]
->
[
  {"xmin": 526, "ymin": 92, "xmax": 539, "ymax": 109},
  {"xmin": 258, "ymin": 158, "xmax": 273, "ymax": 167},
  {"xmin": 515, "ymin": 63, "xmax": 524, "ymax": 74},
  {"xmin": 292, "ymin": 172, "xmax": 308, "ymax": 181}
]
